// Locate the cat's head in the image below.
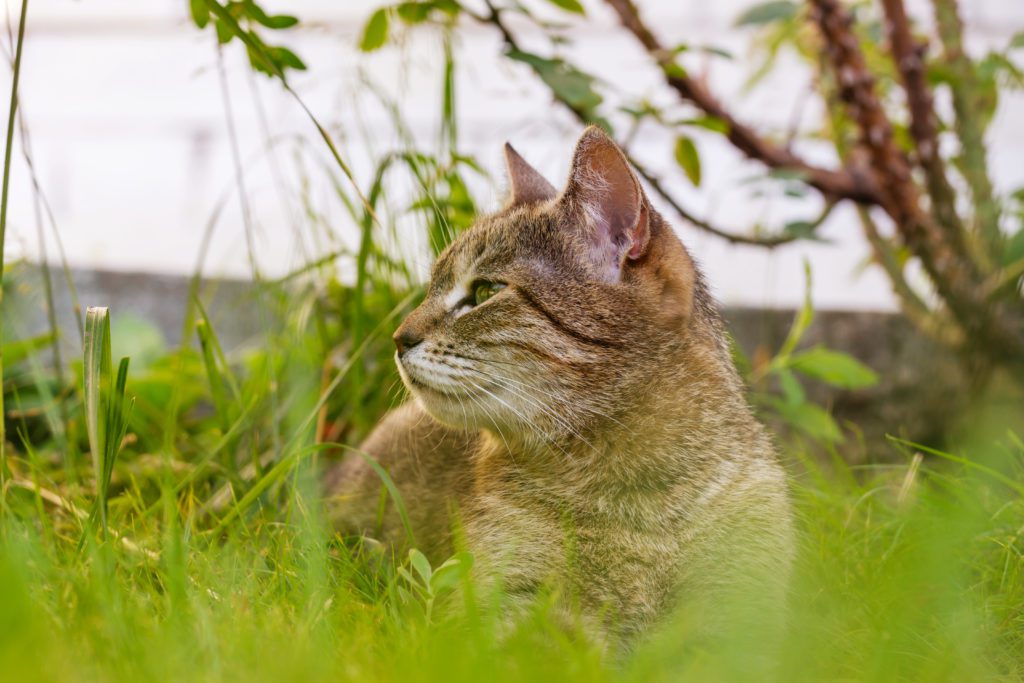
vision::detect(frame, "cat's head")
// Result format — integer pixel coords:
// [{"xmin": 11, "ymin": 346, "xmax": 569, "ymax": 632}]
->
[{"xmin": 393, "ymin": 126, "xmax": 702, "ymax": 445}]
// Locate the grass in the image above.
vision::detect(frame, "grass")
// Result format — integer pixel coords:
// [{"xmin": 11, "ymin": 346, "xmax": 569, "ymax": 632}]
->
[
  {"xmin": 1, "ymin": 412, "xmax": 1023, "ymax": 682},
  {"xmin": 1, "ymin": 6, "xmax": 1023, "ymax": 681}
]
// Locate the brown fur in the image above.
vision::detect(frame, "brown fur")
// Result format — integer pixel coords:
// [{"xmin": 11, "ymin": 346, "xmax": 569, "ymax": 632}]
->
[{"xmin": 326, "ymin": 127, "xmax": 794, "ymax": 650}]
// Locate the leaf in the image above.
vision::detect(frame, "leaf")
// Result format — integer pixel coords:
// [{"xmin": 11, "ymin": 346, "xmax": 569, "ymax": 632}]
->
[
  {"xmin": 771, "ymin": 399, "xmax": 843, "ymax": 443},
  {"xmin": 1003, "ymin": 226, "xmax": 1024, "ymax": 267},
  {"xmin": 676, "ymin": 116, "xmax": 729, "ymax": 134},
  {"xmin": 242, "ymin": 2, "xmax": 299, "ymax": 29},
  {"xmin": 271, "ymin": 46, "xmax": 306, "ymax": 71},
  {"xmin": 409, "ymin": 549, "xmax": 432, "ymax": 586},
  {"xmin": 397, "ymin": 2, "xmax": 432, "ymax": 23},
  {"xmin": 214, "ymin": 18, "xmax": 235, "ymax": 44},
  {"xmin": 776, "ymin": 368, "xmax": 806, "ymax": 405},
  {"xmin": 189, "ymin": 0, "xmax": 210, "ymax": 28},
  {"xmin": 674, "ymin": 136, "xmax": 701, "ymax": 186},
  {"xmin": 776, "ymin": 260, "xmax": 814, "ymax": 361},
  {"xmin": 783, "ymin": 220, "xmax": 816, "ymax": 239},
  {"xmin": 360, "ymin": 8, "xmax": 390, "ymax": 52},
  {"xmin": 429, "ymin": 551, "xmax": 473, "ymax": 593},
  {"xmin": 506, "ymin": 49, "xmax": 603, "ymax": 113},
  {"xmin": 789, "ymin": 346, "xmax": 879, "ymax": 389},
  {"xmin": 1011, "ymin": 31, "xmax": 1024, "ymax": 50},
  {"xmin": 735, "ymin": 0, "xmax": 797, "ymax": 27},
  {"xmin": 546, "ymin": 0, "xmax": 585, "ymax": 14},
  {"xmin": 3, "ymin": 332, "xmax": 55, "ymax": 366}
]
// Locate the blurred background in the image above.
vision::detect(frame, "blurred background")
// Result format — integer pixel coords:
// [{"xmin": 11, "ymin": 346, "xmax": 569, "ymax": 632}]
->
[{"xmin": 6, "ymin": 0, "xmax": 1021, "ymax": 308}]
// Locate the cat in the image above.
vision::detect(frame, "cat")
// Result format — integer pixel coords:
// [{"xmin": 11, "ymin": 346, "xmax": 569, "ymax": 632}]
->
[{"xmin": 326, "ymin": 126, "xmax": 794, "ymax": 652}]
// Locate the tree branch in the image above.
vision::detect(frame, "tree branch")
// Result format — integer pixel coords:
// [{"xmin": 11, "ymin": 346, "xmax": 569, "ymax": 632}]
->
[
  {"xmin": 472, "ymin": 1, "xmax": 805, "ymax": 247},
  {"xmin": 879, "ymin": 0, "xmax": 974, "ymax": 267},
  {"xmin": 602, "ymin": 0, "xmax": 880, "ymax": 205},
  {"xmin": 857, "ymin": 206, "xmax": 963, "ymax": 347},
  {"xmin": 931, "ymin": 0, "xmax": 1002, "ymax": 258},
  {"xmin": 808, "ymin": 0, "xmax": 1024, "ymax": 363}
]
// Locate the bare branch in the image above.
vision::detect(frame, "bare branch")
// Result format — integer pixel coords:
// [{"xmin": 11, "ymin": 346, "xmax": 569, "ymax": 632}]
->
[
  {"xmin": 880, "ymin": 0, "xmax": 974, "ymax": 268},
  {"xmin": 932, "ymin": 0, "xmax": 1002, "ymax": 258},
  {"xmin": 472, "ymin": 1, "xmax": 805, "ymax": 247},
  {"xmin": 808, "ymin": 0, "xmax": 1024, "ymax": 363},
  {"xmin": 602, "ymin": 0, "xmax": 880, "ymax": 205},
  {"xmin": 857, "ymin": 207, "xmax": 963, "ymax": 348}
]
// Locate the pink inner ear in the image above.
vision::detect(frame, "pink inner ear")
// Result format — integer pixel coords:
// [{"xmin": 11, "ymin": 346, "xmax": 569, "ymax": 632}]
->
[
  {"xmin": 566, "ymin": 128, "xmax": 649, "ymax": 276},
  {"xmin": 626, "ymin": 204, "xmax": 650, "ymax": 260}
]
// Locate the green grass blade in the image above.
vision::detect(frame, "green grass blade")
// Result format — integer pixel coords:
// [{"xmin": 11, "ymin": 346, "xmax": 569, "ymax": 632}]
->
[{"xmin": 0, "ymin": 0, "xmax": 29, "ymax": 508}]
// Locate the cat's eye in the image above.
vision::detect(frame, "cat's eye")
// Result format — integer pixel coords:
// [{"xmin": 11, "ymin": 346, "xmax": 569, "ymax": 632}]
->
[{"xmin": 472, "ymin": 280, "xmax": 505, "ymax": 306}]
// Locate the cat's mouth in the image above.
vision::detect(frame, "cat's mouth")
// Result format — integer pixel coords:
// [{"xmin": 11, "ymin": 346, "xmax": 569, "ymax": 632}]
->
[
  {"xmin": 405, "ymin": 374, "xmax": 466, "ymax": 399},
  {"xmin": 396, "ymin": 353, "xmax": 476, "ymax": 402}
]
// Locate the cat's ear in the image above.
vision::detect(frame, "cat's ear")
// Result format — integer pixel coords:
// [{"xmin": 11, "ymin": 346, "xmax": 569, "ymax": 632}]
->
[
  {"xmin": 563, "ymin": 126, "xmax": 650, "ymax": 280},
  {"xmin": 504, "ymin": 143, "xmax": 557, "ymax": 205}
]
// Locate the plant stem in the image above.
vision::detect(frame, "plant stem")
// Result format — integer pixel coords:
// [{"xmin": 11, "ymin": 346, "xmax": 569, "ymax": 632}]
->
[{"xmin": 0, "ymin": 0, "xmax": 30, "ymax": 502}]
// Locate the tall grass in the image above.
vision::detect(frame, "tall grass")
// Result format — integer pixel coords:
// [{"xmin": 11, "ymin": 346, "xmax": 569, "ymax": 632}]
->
[{"xmin": 0, "ymin": 5, "xmax": 1022, "ymax": 682}]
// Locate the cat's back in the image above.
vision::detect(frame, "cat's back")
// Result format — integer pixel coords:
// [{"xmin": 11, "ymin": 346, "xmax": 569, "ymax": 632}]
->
[{"xmin": 325, "ymin": 401, "xmax": 479, "ymax": 558}]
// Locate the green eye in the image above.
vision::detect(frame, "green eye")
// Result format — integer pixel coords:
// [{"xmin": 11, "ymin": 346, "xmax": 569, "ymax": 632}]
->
[{"xmin": 472, "ymin": 280, "xmax": 505, "ymax": 306}]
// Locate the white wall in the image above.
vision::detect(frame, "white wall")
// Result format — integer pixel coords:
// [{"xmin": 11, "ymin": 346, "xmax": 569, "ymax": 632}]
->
[{"xmin": 4, "ymin": 0, "xmax": 1023, "ymax": 310}]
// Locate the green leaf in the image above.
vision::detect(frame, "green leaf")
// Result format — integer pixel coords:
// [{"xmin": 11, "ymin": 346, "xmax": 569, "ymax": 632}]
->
[
  {"xmin": 676, "ymin": 116, "xmax": 729, "ymax": 134},
  {"xmin": 242, "ymin": 2, "xmax": 299, "ymax": 29},
  {"xmin": 506, "ymin": 49, "xmax": 603, "ymax": 114},
  {"xmin": 428, "ymin": 551, "xmax": 473, "ymax": 593},
  {"xmin": 735, "ymin": 0, "xmax": 797, "ymax": 27},
  {"xmin": 214, "ymin": 18, "xmax": 235, "ymax": 44},
  {"xmin": 360, "ymin": 8, "xmax": 390, "ymax": 52},
  {"xmin": 189, "ymin": 0, "xmax": 210, "ymax": 28},
  {"xmin": 789, "ymin": 346, "xmax": 878, "ymax": 389},
  {"xmin": 271, "ymin": 46, "xmax": 306, "ymax": 71},
  {"xmin": 776, "ymin": 260, "xmax": 814, "ymax": 360},
  {"xmin": 770, "ymin": 398, "xmax": 842, "ymax": 442},
  {"xmin": 409, "ymin": 549, "xmax": 432, "ymax": 586},
  {"xmin": 673, "ymin": 136, "xmax": 701, "ymax": 186},
  {"xmin": 783, "ymin": 219, "xmax": 817, "ymax": 240},
  {"xmin": 396, "ymin": 2, "xmax": 432, "ymax": 23},
  {"xmin": 1003, "ymin": 226, "xmax": 1024, "ymax": 266},
  {"xmin": 3, "ymin": 332, "xmax": 55, "ymax": 366},
  {"xmin": 776, "ymin": 368, "xmax": 806, "ymax": 405},
  {"xmin": 546, "ymin": 0, "xmax": 585, "ymax": 14},
  {"xmin": 1011, "ymin": 31, "xmax": 1024, "ymax": 50}
]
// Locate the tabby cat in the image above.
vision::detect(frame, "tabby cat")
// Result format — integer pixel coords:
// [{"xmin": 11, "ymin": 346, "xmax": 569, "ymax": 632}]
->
[{"xmin": 326, "ymin": 126, "xmax": 794, "ymax": 650}]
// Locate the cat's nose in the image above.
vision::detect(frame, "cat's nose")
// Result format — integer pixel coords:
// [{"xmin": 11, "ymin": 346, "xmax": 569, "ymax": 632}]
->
[{"xmin": 393, "ymin": 328, "xmax": 424, "ymax": 355}]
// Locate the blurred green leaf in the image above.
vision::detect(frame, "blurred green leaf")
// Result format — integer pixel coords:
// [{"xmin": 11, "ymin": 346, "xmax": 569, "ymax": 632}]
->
[
  {"xmin": 2, "ymin": 333, "xmax": 55, "ymax": 366},
  {"xmin": 790, "ymin": 346, "xmax": 878, "ymax": 389},
  {"xmin": 673, "ymin": 136, "xmax": 701, "ymax": 186},
  {"xmin": 546, "ymin": 0, "xmax": 585, "ymax": 15},
  {"xmin": 677, "ymin": 116, "xmax": 729, "ymax": 134},
  {"xmin": 189, "ymin": 0, "xmax": 210, "ymax": 28},
  {"xmin": 242, "ymin": 2, "xmax": 298, "ymax": 29},
  {"xmin": 506, "ymin": 49, "xmax": 603, "ymax": 113},
  {"xmin": 410, "ymin": 549, "xmax": 432, "ymax": 586},
  {"xmin": 360, "ymin": 8, "xmax": 390, "ymax": 52},
  {"xmin": 771, "ymin": 398, "xmax": 842, "ymax": 442},
  {"xmin": 397, "ymin": 2, "xmax": 432, "ymax": 23},
  {"xmin": 214, "ymin": 18, "xmax": 234, "ymax": 44},
  {"xmin": 735, "ymin": 0, "xmax": 797, "ymax": 27},
  {"xmin": 1011, "ymin": 31, "xmax": 1024, "ymax": 50}
]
